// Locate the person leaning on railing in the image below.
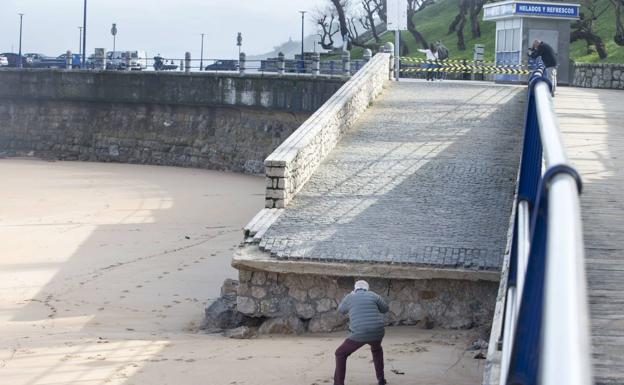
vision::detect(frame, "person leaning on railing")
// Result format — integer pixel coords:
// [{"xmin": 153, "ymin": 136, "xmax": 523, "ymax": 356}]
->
[{"xmin": 529, "ymin": 40, "xmax": 558, "ymax": 95}]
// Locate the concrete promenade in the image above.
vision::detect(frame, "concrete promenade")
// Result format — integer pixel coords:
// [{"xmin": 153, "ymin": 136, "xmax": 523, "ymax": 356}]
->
[
  {"xmin": 255, "ymin": 80, "xmax": 525, "ymax": 273},
  {"xmin": 555, "ymin": 87, "xmax": 624, "ymax": 385}
]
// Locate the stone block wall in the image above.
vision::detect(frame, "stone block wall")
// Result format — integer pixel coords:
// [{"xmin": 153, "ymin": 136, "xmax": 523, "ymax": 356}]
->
[
  {"xmin": 572, "ymin": 63, "xmax": 624, "ymax": 90},
  {"xmin": 0, "ymin": 100, "xmax": 308, "ymax": 173},
  {"xmin": 0, "ymin": 69, "xmax": 345, "ymax": 112},
  {"xmin": 264, "ymin": 53, "xmax": 391, "ymax": 208},
  {"xmin": 0, "ymin": 70, "xmax": 347, "ymax": 173},
  {"xmin": 235, "ymin": 268, "xmax": 498, "ymax": 332}
]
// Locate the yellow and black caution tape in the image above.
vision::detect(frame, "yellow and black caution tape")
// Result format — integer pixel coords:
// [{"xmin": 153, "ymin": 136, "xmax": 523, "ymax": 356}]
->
[
  {"xmin": 400, "ymin": 57, "xmax": 528, "ymax": 69},
  {"xmin": 400, "ymin": 66, "xmax": 530, "ymax": 74}
]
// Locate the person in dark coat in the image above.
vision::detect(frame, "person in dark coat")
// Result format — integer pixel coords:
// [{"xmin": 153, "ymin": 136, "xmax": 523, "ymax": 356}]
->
[
  {"xmin": 529, "ymin": 40, "xmax": 558, "ymax": 94},
  {"xmin": 529, "ymin": 39, "xmax": 558, "ymax": 68},
  {"xmin": 334, "ymin": 280, "xmax": 389, "ymax": 385}
]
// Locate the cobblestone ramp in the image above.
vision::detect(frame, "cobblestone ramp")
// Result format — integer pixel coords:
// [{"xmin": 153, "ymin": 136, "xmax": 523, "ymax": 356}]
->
[{"xmin": 258, "ymin": 81, "xmax": 525, "ymax": 271}]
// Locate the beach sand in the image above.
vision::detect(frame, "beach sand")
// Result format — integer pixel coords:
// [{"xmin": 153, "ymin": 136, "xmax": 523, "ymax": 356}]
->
[{"xmin": 0, "ymin": 159, "xmax": 484, "ymax": 385}]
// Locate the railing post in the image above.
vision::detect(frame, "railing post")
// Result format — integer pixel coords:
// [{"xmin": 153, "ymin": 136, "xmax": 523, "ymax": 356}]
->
[
  {"xmin": 363, "ymin": 48, "xmax": 372, "ymax": 63},
  {"xmin": 342, "ymin": 50, "xmax": 351, "ymax": 77},
  {"xmin": 179, "ymin": 60, "xmax": 184, "ymax": 72},
  {"xmin": 239, "ymin": 52, "xmax": 246, "ymax": 75},
  {"xmin": 278, "ymin": 52, "xmax": 285, "ymax": 75},
  {"xmin": 384, "ymin": 42, "xmax": 395, "ymax": 80},
  {"xmin": 65, "ymin": 50, "xmax": 72, "ymax": 70},
  {"xmin": 312, "ymin": 52, "xmax": 320, "ymax": 76},
  {"xmin": 185, "ymin": 52, "xmax": 191, "ymax": 73}
]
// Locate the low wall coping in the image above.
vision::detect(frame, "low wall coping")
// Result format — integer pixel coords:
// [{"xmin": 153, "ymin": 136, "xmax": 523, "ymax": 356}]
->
[
  {"xmin": 263, "ymin": 53, "xmax": 391, "ymax": 208},
  {"xmin": 232, "ymin": 245, "xmax": 501, "ymax": 282}
]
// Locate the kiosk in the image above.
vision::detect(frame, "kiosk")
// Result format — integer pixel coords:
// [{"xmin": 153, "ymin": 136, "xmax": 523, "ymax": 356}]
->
[{"xmin": 483, "ymin": 1, "xmax": 580, "ymax": 83}]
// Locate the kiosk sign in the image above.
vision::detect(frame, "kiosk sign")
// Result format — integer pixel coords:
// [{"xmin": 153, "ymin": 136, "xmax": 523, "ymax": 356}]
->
[{"xmin": 515, "ymin": 2, "xmax": 579, "ymax": 17}]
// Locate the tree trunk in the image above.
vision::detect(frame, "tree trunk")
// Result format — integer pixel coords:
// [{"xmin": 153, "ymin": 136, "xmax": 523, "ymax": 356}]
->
[
  {"xmin": 331, "ymin": 0, "xmax": 350, "ymax": 49},
  {"xmin": 407, "ymin": 9, "xmax": 429, "ymax": 49},
  {"xmin": 469, "ymin": 0, "xmax": 483, "ymax": 38},
  {"xmin": 457, "ymin": 16, "xmax": 467, "ymax": 50},
  {"xmin": 613, "ymin": 0, "xmax": 624, "ymax": 46},
  {"xmin": 367, "ymin": 6, "xmax": 380, "ymax": 42},
  {"xmin": 571, "ymin": 29, "xmax": 609, "ymax": 59},
  {"xmin": 455, "ymin": 0, "xmax": 469, "ymax": 50}
]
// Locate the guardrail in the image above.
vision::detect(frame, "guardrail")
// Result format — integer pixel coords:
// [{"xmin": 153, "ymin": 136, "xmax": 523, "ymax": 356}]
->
[{"xmin": 497, "ymin": 60, "xmax": 592, "ymax": 385}]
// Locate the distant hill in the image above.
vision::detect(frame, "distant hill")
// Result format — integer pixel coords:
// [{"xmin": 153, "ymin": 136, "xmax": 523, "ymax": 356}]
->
[
  {"xmin": 248, "ymin": 35, "xmax": 332, "ymax": 61},
  {"xmin": 354, "ymin": 0, "xmax": 623, "ymax": 63}
]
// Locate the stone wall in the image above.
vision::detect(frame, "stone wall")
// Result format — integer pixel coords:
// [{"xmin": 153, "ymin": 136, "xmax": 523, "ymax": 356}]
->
[
  {"xmin": 264, "ymin": 53, "xmax": 391, "ymax": 208},
  {"xmin": 0, "ymin": 99, "xmax": 309, "ymax": 173},
  {"xmin": 0, "ymin": 69, "xmax": 345, "ymax": 112},
  {"xmin": 235, "ymin": 268, "xmax": 498, "ymax": 333},
  {"xmin": 0, "ymin": 70, "xmax": 346, "ymax": 173},
  {"xmin": 572, "ymin": 63, "xmax": 624, "ymax": 90}
]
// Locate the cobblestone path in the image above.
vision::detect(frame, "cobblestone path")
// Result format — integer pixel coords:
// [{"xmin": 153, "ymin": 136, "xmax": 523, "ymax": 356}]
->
[{"xmin": 259, "ymin": 81, "xmax": 525, "ymax": 271}]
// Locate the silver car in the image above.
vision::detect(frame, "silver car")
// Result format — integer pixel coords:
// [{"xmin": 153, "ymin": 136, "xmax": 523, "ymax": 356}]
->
[{"xmin": 0, "ymin": 55, "xmax": 8, "ymax": 67}]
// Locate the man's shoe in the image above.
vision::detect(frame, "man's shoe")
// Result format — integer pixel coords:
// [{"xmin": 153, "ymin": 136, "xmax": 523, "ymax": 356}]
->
[{"xmin": 378, "ymin": 379, "xmax": 387, "ymax": 385}]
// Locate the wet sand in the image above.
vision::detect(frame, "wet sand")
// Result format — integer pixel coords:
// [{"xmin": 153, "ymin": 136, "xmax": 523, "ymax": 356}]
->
[{"xmin": 0, "ymin": 159, "xmax": 484, "ymax": 385}]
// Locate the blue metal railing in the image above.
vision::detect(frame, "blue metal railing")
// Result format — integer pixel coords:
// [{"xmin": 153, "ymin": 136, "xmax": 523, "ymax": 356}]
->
[{"xmin": 498, "ymin": 60, "xmax": 593, "ymax": 385}]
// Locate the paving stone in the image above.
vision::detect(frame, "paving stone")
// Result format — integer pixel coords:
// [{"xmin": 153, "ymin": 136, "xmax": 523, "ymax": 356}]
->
[{"xmin": 259, "ymin": 81, "xmax": 524, "ymax": 271}]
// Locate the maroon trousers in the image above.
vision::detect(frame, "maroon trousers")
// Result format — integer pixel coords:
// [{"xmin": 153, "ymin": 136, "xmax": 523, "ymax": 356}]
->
[{"xmin": 334, "ymin": 338, "xmax": 384, "ymax": 385}]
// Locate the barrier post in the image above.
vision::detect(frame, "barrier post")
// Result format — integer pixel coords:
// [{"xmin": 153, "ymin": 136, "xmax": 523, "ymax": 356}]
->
[
  {"xmin": 278, "ymin": 52, "xmax": 285, "ymax": 75},
  {"xmin": 342, "ymin": 50, "xmax": 351, "ymax": 77},
  {"xmin": 239, "ymin": 52, "xmax": 246, "ymax": 75},
  {"xmin": 312, "ymin": 52, "xmax": 320, "ymax": 76},
  {"xmin": 65, "ymin": 50, "xmax": 72, "ymax": 69},
  {"xmin": 185, "ymin": 52, "xmax": 191, "ymax": 73}
]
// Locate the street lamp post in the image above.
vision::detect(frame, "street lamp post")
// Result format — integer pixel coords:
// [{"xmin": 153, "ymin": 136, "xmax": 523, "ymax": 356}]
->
[
  {"xmin": 299, "ymin": 10, "xmax": 306, "ymax": 73},
  {"xmin": 81, "ymin": 0, "xmax": 87, "ymax": 68},
  {"xmin": 78, "ymin": 26, "xmax": 83, "ymax": 59},
  {"xmin": 236, "ymin": 32, "xmax": 242, "ymax": 57},
  {"xmin": 200, "ymin": 33, "xmax": 205, "ymax": 71},
  {"xmin": 18, "ymin": 13, "xmax": 24, "ymax": 68},
  {"xmin": 111, "ymin": 23, "xmax": 117, "ymax": 52},
  {"xmin": 299, "ymin": 11, "xmax": 306, "ymax": 59}
]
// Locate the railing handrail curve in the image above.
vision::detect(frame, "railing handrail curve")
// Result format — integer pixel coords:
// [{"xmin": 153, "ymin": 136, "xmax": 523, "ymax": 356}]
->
[{"xmin": 498, "ymin": 59, "xmax": 592, "ymax": 385}]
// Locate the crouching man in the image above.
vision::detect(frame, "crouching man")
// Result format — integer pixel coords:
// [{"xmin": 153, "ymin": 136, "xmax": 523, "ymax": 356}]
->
[{"xmin": 334, "ymin": 280, "xmax": 389, "ymax": 385}]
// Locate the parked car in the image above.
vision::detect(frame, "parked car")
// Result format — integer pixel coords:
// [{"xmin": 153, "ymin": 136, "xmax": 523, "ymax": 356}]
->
[
  {"xmin": 57, "ymin": 53, "xmax": 82, "ymax": 69},
  {"xmin": 0, "ymin": 53, "xmax": 28, "ymax": 67},
  {"xmin": 24, "ymin": 53, "xmax": 45, "ymax": 66},
  {"xmin": 0, "ymin": 54, "xmax": 8, "ymax": 67},
  {"xmin": 204, "ymin": 59, "xmax": 239, "ymax": 71}
]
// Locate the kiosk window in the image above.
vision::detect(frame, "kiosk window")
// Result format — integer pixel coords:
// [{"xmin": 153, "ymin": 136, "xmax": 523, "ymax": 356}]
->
[{"xmin": 497, "ymin": 27, "xmax": 521, "ymax": 52}]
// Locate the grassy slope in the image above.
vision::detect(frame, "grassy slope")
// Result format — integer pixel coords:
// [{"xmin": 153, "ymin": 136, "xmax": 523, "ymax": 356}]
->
[{"xmin": 353, "ymin": 0, "xmax": 623, "ymax": 63}]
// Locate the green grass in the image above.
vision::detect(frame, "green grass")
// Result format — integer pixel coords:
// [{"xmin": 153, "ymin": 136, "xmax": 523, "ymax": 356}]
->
[{"xmin": 348, "ymin": 0, "xmax": 624, "ymax": 63}]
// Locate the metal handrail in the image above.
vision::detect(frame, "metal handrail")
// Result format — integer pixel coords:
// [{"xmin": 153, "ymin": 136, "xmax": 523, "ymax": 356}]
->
[{"xmin": 498, "ymin": 60, "xmax": 592, "ymax": 385}]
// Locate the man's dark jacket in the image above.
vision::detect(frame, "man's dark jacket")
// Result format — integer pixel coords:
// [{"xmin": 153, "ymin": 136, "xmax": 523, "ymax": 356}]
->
[{"xmin": 530, "ymin": 42, "xmax": 558, "ymax": 67}]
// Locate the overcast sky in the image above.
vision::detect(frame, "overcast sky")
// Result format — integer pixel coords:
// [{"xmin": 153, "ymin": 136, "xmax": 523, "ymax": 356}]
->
[{"xmin": 0, "ymin": 0, "xmax": 328, "ymax": 59}]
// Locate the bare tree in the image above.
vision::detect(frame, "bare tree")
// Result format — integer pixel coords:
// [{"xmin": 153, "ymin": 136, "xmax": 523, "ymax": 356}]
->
[
  {"xmin": 315, "ymin": 8, "xmax": 341, "ymax": 50},
  {"xmin": 571, "ymin": 0, "xmax": 611, "ymax": 59},
  {"xmin": 373, "ymin": 0, "xmax": 387, "ymax": 22},
  {"xmin": 612, "ymin": 0, "xmax": 624, "ymax": 46},
  {"xmin": 361, "ymin": 0, "xmax": 382, "ymax": 42}
]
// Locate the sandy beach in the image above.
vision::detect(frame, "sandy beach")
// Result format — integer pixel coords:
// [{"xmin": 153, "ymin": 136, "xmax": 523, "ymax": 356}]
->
[{"xmin": 0, "ymin": 159, "xmax": 484, "ymax": 385}]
